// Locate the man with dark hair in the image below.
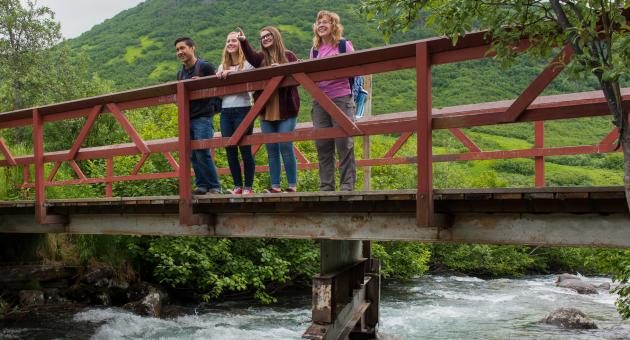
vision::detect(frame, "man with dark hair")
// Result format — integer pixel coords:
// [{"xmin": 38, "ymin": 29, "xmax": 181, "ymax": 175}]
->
[{"xmin": 175, "ymin": 36, "xmax": 222, "ymax": 194}]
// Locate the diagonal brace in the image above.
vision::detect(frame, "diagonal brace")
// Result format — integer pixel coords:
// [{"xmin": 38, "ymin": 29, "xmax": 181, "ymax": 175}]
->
[
  {"xmin": 227, "ymin": 76, "xmax": 284, "ymax": 146},
  {"xmin": 48, "ymin": 105, "xmax": 102, "ymax": 182},
  {"xmin": 131, "ymin": 153, "xmax": 150, "ymax": 175},
  {"xmin": 384, "ymin": 132, "xmax": 413, "ymax": 158},
  {"xmin": 0, "ymin": 137, "xmax": 16, "ymax": 166},
  {"xmin": 599, "ymin": 128, "xmax": 619, "ymax": 147},
  {"xmin": 294, "ymin": 145, "xmax": 310, "ymax": 164},
  {"xmin": 293, "ymin": 72, "xmax": 363, "ymax": 136},
  {"xmin": 163, "ymin": 152, "xmax": 180, "ymax": 172},
  {"xmin": 503, "ymin": 45, "xmax": 573, "ymax": 122},
  {"xmin": 449, "ymin": 128, "xmax": 481, "ymax": 152},
  {"xmin": 68, "ymin": 160, "xmax": 87, "ymax": 181},
  {"xmin": 106, "ymin": 103, "xmax": 150, "ymax": 154}
]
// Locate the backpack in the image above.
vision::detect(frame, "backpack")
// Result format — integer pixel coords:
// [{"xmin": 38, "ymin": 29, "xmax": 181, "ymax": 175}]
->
[
  {"xmin": 178, "ymin": 59, "xmax": 222, "ymax": 114},
  {"xmin": 312, "ymin": 39, "xmax": 368, "ymax": 118}
]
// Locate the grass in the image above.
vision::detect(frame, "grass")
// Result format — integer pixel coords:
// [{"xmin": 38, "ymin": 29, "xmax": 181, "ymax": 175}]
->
[
  {"xmin": 149, "ymin": 61, "xmax": 177, "ymax": 80},
  {"xmin": 124, "ymin": 36, "xmax": 158, "ymax": 64},
  {"xmin": 277, "ymin": 24, "xmax": 311, "ymax": 41}
]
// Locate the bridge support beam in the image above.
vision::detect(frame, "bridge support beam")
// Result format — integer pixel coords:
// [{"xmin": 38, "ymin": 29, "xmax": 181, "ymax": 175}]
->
[
  {"xmin": 416, "ymin": 42, "xmax": 434, "ymax": 227},
  {"xmin": 303, "ymin": 240, "xmax": 380, "ymax": 339},
  {"xmin": 32, "ymin": 108, "xmax": 67, "ymax": 225}
]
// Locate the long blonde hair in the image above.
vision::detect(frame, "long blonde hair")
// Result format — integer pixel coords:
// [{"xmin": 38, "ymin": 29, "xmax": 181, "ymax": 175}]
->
[
  {"xmin": 259, "ymin": 26, "xmax": 289, "ymax": 66},
  {"xmin": 220, "ymin": 32, "xmax": 245, "ymax": 71},
  {"xmin": 312, "ymin": 10, "xmax": 344, "ymax": 50}
]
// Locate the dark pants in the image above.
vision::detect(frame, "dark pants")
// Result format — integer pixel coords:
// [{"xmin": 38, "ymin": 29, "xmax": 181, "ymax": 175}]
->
[
  {"xmin": 190, "ymin": 116, "xmax": 220, "ymax": 190},
  {"xmin": 311, "ymin": 95, "xmax": 356, "ymax": 191},
  {"xmin": 220, "ymin": 107, "xmax": 255, "ymax": 188}
]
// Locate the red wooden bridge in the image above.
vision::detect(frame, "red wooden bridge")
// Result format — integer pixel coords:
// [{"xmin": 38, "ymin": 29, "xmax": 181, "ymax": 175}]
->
[{"xmin": 1, "ymin": 31, "xmax": 629, "ymax": 339}]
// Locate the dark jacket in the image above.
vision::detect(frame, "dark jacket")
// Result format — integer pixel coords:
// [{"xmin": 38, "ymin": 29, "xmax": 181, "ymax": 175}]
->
[
  {"xmin": 239, "ymin": 39, "xmax": 300, "ymax": 120},
  {"xmin": 177, "ymin": 59, "xmax": 221, "ymax": 118}
]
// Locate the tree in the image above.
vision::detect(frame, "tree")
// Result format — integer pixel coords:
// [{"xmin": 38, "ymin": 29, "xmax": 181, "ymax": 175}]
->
[
  {"xmin": 0, "ymin": 0, "xmax": 61, "ymax": 110},
  {"xmin": 360, "ymin": 0, "xmax": 630, "ymax": 317},
  {"xmin": 0, "ymin": 0, "xmax": 113, "ymax": 263},
  {"xmin": 0, "ymin": 0, "xmax": 113, "ymax": 147}
]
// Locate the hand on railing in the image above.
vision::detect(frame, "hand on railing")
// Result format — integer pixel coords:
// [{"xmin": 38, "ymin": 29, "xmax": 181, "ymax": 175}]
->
[{"xmin": 216, "ymin": 70, "xmax": 231, "ymax": 79}]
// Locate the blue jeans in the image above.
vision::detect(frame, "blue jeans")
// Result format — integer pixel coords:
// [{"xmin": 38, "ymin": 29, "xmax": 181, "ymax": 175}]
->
[
  {"xmin": 260, "ymin": 117, "xmax": 297, "ymax": 188},
  {"xmin": 190, "ymin": 116, "xmax": 220, "ymax": 190},
  {"xmin": 220, "ymin": 107, "xmax": 255, "ymax": 188}
]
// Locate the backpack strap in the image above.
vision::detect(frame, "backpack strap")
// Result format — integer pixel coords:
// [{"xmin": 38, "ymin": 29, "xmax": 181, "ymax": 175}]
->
[
  {"xmin": 194, "ymin": 59, "xmax": 202, "ymax": 77},
  {"xmin": 338, "ymin": 39, "xmax": 347, "ymax": 54},
  {"xmin": 313, "ymin": 39, "xmax": 347, "ymax": 58},
  {"xmin": 178, "ymin": 58, "xmax": 202, "ymax": 80},
  {"xmin": 177, "ymin": 66, "xmax": 184, "ymax": 81}
]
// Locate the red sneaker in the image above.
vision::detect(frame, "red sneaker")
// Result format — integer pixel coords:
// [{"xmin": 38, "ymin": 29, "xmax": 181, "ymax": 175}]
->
[
  {"xmin": 242, "ymin": 188, "xmax": 254, "ymax": 195},
  {"xmin": 227, "ymin": 187, "xmax": 243, "ymax": 195},
  {"xmin": 285, "ymin": 187, "xmax": 297, "ymax": 193},
  {"xmin": 263, "ymin": 187, "xmax": 283, "ymax": 194}
]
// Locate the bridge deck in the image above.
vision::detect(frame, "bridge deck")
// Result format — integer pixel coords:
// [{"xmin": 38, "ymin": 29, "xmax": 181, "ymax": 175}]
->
[{"xmin": 1, "ymin": 187, "xmax": 628, "ymax": 248}]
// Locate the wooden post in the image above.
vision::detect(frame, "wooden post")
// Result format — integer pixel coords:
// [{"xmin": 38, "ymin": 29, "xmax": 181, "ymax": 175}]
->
[
  {"xmin": 362, "ymin": 75, "xmax": 373, "ymax": 191},
  {"xmin": 176, "ymin": 82, "xmax": 208, "ymax": 226},
  {"xmin": 32, "ymin": 109, "xmax": 66, "ymax": 225},
  {"xmin": 106, "ymin": 158, "xmax": 113, "ymax": 197},
  {"xmin": 416, "ymin": 42, "xmax": 433, "ymax": 227},
  {"xmin": 535, "ymin": 121, "xmax": 545, "ymax": 187}
]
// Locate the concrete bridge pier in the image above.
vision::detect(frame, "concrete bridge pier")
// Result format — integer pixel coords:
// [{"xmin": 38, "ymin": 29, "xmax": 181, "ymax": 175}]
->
[{"xmin": 303, "ymin": 240, "xmax": 380, "ymax": 340}]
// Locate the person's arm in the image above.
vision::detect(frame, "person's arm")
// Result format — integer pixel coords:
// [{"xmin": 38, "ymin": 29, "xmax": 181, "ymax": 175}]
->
[
  {"xmin": 239, "ymin": 38, "xmax": 264, "ymax": 68},
  {"xmin": 286, "ymin": 51, "xmax": 298, "ymax": 63},
  {"xmin": 216, "ymin": 63, "xmax": 230, "ymax": 79},
  {"xmin": 242, "ymin": 61, "xmax": 254, "ymax": 71},
  {"xmin": 345, "ymin": 40, "xmax": 355, "ymax": 53}
]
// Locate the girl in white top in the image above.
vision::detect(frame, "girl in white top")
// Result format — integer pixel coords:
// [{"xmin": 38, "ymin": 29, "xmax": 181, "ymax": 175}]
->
[{"xmin": 216, "ymin": 31, "xmax": 255, "ymax": 195}]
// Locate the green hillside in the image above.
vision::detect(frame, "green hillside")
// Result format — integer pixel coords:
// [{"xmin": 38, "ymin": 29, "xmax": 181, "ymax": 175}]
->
[{"xmin": 67, "ymin": 0, "xmax": 598, "ymax": 103}]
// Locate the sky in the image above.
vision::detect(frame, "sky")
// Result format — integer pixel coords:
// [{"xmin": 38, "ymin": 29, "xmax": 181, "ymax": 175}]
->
[{"xmin": 25, "ymin": 0, "xmax": 145, "ymax": 39}]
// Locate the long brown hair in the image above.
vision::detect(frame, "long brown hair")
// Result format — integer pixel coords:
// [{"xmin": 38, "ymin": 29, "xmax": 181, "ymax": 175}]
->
[
  {"xmin": 220, "ymin": 32, "xmax": 245, "ymax": 71},
  {"xmin": 259, "ymin": 26, "xmax": 289, "ymax": 66},
  {"xmin": 312, "ymin": 10, "xmax": 344, "ymax": 50}
]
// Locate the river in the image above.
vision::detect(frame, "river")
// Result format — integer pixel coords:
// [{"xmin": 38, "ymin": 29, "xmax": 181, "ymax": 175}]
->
[{"xmin": 1, "ymin": 275, "xmax": 628, "ymax": 339}]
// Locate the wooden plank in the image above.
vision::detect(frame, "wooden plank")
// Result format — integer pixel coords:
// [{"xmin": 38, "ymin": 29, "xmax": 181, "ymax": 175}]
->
[
  {"xmin": 525, "ymin": 193, "xmax": 554, "ymax": 200},
  {"xmin": 493, "ymin": 193, "xmax": 523, "ymax": 200},
  {"xmin": 464, "ymin": 193, "xmax": 493, "ymax": 200},
  {"xmin": 557, "ymin": 192, "xmax": 589, "ymax": 199},
  {"xmin": 591, "ymin": 191, "xmax": 627, "ymax": 199},
  {"xmin": 440, "ymin": 193, "xmax": 465, "ymax": 200}
]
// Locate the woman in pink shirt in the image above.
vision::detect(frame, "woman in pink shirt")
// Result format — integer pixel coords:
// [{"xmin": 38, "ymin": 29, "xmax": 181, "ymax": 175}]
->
[{"xmin": 310, "ymin": 10, "xmax": 356, "ymax": 191}]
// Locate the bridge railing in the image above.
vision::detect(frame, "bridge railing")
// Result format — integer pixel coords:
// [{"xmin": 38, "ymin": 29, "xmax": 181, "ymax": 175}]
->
[{"xmin": 0, "ymin": 31, "xmax": 627, "ymax": 226}]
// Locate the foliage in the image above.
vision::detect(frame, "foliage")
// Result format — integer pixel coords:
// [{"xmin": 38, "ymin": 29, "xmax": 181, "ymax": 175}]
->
[
  {"xmin": 0, "ymin": 295, "xmax": 17, "ymax": 316},
  {"xmin": 611, "ymin": 251, "xmax": 630, "ymax": 319},
  {"xmin": 372, "ymin": 241, "xmax": 431, "ymax": 280},
  {"xmin": 359, "ymin": 0, "xmax": 629, "ymax": 84},
  {"xmin": 0, "ymin": 0, "xmax": 60, "ymax": 111},
  {"xmin": 74, "ymin": 235, "xmax": 136, "ymax": 265},
  {"xmin": 128, "ymin": 237, "xmax": 319, "ymax": 303},
  {"xmin": 431, "ymin": 244, "xmax": 536, "ymax": 277}
]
